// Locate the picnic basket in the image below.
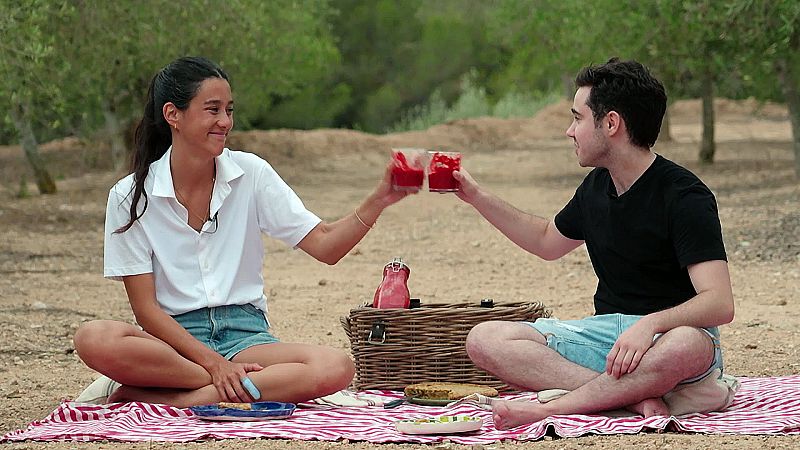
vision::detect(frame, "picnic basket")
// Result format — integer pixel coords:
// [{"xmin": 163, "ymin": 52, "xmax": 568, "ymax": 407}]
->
[{"xmin": 340, "ymin": 301, "xmax": 550, "ymax": 391}]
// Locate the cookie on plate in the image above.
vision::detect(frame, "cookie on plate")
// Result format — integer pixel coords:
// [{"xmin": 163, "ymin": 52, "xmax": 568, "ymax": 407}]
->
[
  {"xmin": 404, "ymin": 382, "xmax": 498, "ymax": 400},
  {"xmin": 217, "ymin": 402, "xmax": 252, "ymax": 410}
]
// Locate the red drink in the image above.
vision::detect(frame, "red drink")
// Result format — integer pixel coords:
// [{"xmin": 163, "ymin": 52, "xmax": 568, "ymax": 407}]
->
[
  {"xmin": 427, "ymin": 151, "xmax": 461, "ymax": 192},
  {"xmin": 391, "ymin": 149, "xmax": 425, "ymax": 191}
]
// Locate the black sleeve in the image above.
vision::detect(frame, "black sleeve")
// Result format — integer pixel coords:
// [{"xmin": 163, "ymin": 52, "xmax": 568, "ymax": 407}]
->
[
  {"xmin": 670, "ymin": 185, "xmax": 727, "ymax": 268},
  {"xmin": 554, "ymin": 186, "xmax": 584, "ymax": 241}
]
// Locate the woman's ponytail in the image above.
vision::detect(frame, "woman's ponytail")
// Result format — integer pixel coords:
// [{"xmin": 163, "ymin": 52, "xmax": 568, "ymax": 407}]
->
[{"xmin": 115, "ymin": 57, "xmax": 229, "ymax": 233}]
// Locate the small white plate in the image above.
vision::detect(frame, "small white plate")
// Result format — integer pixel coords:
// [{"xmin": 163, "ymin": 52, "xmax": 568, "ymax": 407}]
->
[{"xmin": 395, "ymin": 415, "xmax": 483, "ymax": 435}]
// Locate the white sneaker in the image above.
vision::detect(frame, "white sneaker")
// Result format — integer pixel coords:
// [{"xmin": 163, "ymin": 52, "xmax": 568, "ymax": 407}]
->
[
  {"xmin": 663, "ymin": 369, "xmax": 739, "ymax": 416},
  {"xmin": 536, "ymin": 388, "xmax": 570, "ymax": 403},
  {"xmin": 74, "ymin": 375, "xmax": 122, "ymax": 404}
]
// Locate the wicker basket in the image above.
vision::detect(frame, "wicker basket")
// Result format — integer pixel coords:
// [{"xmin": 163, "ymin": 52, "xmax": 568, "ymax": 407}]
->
[{"xmin": 340, "ymin": 301, "xmax": 550, "ymax": 391}]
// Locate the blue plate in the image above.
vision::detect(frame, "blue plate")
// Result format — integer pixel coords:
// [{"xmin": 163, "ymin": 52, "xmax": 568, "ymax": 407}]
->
[{"xmin": 190, "ymin": 401, "xmax": 296, "ymax": 421}]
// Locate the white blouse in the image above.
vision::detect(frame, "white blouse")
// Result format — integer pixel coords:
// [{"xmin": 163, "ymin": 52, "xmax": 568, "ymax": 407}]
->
[{"xmin": 103, "ymin": 147, "xmax": 321, "ymax": 316}]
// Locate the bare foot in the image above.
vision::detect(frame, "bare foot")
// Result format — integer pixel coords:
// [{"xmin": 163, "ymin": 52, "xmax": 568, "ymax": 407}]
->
[
  {"xmin": 108, "ymin": 385, "xmax": 215, "ymax": 408},
  {"xmin": 492, "ymin": 400, "xmax": 549, "ymax": 430},
  {"xmin": 107, "ymin": 386, "xmax": 161, "ymax": 404},
  {"xmin": 106, "ymin": 386, "xmax": 129, "ymax": 403},
  {"xmin": 626, "ymin": 397, "xmax": 670, "ymax": 417}
]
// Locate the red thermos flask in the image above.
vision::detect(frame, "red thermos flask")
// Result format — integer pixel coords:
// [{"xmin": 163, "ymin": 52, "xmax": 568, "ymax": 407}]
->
[{"xmin": 372, "ymin": 258, "xmax": 411, "ymax": 309}]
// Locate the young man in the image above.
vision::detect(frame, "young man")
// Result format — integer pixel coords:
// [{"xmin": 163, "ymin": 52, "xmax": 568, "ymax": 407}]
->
[{"xmin": 454, "ymin": 58, "xmax": 735, "ymax": 430}]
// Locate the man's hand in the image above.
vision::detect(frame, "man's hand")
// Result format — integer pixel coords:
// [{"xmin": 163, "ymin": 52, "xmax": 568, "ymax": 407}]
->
[
  {"xmin": 452, "ymin": 168, "xmax": 481, "ymax": 205},
  {"xmin": 606, "ymin": 320, "xmax": 657, "ymax": 378}
]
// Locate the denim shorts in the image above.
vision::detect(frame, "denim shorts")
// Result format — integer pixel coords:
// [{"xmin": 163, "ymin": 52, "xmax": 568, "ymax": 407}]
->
[
  {"xmin": 172, "ymin": 303, "xmax": 279, "ymax": 360},
  {"xmin": 526, "ymin": 313, "xmax": 723, "ymax": 384}
]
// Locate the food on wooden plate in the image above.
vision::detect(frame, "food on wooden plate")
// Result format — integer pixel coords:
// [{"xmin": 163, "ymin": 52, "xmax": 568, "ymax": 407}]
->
[
  {"xmin": 395, "ymin": 415, "xmax": 483, "ymax": 435},
  {"xmin": 217, "ymin": 402, "xmax": 252, "ymax": 410},
  {"xmin": 404, "ymin": 382, "xmax": 498, "ymax": 400}
]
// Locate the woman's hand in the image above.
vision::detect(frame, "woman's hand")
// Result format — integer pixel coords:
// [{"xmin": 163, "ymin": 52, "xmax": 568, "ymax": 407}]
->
[
  {"xmin": 206, "ymin": 359, "xmax": 264, "ymax": 402},
  {"xmin": 298, "ymin": 158, "xmax": 414, "ymax": 264},
  {"xmin": 369, "ymin": 161, "xmax": 413, "ymax": 210}
]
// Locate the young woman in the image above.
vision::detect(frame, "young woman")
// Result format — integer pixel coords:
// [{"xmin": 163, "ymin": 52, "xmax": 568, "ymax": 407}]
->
[{"xmin": 73, "ymin": 56, "xmax": 409, "ymax": 407}]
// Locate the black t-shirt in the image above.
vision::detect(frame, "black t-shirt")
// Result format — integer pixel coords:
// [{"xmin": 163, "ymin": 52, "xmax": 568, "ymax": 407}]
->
[{"xmin": 554, "ymin": 155, "xmax": 727, "ymax": 316}]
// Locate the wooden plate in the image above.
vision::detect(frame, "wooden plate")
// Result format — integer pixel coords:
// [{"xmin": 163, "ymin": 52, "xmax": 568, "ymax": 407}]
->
[{"xmin": 395, "ymin": 415, "xmax": 483, "ymax": 434}]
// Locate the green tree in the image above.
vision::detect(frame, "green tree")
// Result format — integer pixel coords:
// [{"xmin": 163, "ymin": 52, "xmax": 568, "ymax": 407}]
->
[
  {"xmin": 53, "ymin": 0, "xmax": 339, "ymax": 167},
  {"xmin": 731, "ymin": 0, "xmax": 800, "ymax": 178},
  {"xmin": 624, "ymin": 0, "xmax": 729, "ymax": 161},
  {"xmin": 494, "ymin": 0, "xmax": 742, "ymax": 163},
  {"xmin": 488, "ymin": 0, "xmax": 624, "ymax": 100},
  {"xmin": 327, "ymin": 0, "xmax": 423, "ymax": 131},
  {"xmin": 326, "ymin": 0, "xmax": 501, "ymax": 132},
  {"xmin": 0, "ymin": 0, "xmax": 71, "ymax": 194},
  {"xmin": 675, "ymin": 1, "xmax": 733, "ymax": 164},
  {"xmin": 217, "ymin": 0, "xmax": 340, "ymax": 130},
  {"xmin": 56, "ymin": 1, "xmax": 170, "ymax": 169}
]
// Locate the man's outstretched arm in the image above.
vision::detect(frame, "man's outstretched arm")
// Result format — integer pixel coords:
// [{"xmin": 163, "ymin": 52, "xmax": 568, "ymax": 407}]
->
[{"xmin": 453, "ymin": 168, "xmax": 583, "ymax": 260}]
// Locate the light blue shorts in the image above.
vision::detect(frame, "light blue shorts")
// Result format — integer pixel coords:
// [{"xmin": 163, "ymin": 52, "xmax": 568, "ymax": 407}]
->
[
  {"xmin": 172, "ymin": 304, "xmax": 279, "ymax": 360},
  {"xmin": 526, "ymin": 313, "xmax": 722, "ymax": 384}
]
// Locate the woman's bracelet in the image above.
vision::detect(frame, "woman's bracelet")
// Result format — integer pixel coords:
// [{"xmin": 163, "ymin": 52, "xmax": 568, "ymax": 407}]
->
[{"xmin": 354, "ymin": 208, "xmax": 374, "ymax": 229}]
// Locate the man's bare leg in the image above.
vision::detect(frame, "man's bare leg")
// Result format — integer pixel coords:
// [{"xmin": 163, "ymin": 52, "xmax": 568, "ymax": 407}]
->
[
  {"xmin": 491, "ymin": 326, "xmax": 714, "ymax": 429},
  {"xmin": 468, "ymin": 321, "xmax": 689, "ymax": 417},
  {"xmin": 466, "ymin": 321, "xmax": 598, "ymax": 391}
]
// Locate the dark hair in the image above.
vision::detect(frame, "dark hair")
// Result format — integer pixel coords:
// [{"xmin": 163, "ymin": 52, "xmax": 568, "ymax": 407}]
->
[
  {"xmin": 117, "ymin": 56, "xmax": 229, "ymax": 233},
  {"xmin": 574, "ymin": 58, "xmax": 667, "ymax": 148}
]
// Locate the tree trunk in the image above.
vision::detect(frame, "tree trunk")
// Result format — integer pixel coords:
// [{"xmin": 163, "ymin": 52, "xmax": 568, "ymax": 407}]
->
[
  {"xmin": 654, "ymin": 68, "xmax": 673, "ymax": 143},
  {"xmin": 9, "ymin": 101, "xmax": 56, "ymax": 194},
  {"xmin": 102, "ymin": 100, "xmax": 126, "ymax": 170},
  {"xmin": 561, "ymin": 72, "xmax": 573, "ymax": 100},
  {"xmin": 775, "ymin": 47, "xmax": 800, "ymax": 179},
  {"xmin": 698, "ymin": 65, "xmax": 715, "ymax": 165},
  {"xmin": 660, "ymin": 106, "xmax": 673, "ymax": 142}
]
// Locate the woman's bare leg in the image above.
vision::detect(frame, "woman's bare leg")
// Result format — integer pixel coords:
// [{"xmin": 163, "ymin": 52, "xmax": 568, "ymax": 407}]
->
[
  {"xmin": 233, "ymin": 342, "xmax": 355, "ymax": 402},
  {"xmin": 74, "ymin": 320, "xmax": 212, "ymax": 389},
  {"xmin": 105, "ymin": 342, "xmax": 354, "ymax": 407}
]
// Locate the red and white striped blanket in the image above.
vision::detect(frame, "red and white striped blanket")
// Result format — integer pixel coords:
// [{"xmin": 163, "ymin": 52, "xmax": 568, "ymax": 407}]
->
[{"xmin": 3, "ymin": 377, "xmax": 799, "ymax": 443}]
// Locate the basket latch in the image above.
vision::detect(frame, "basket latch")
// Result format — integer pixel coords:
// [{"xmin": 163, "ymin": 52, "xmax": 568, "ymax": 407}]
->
[{"xmin": 367, "ymin": 321, "xmax": 386, "ymax": 344}]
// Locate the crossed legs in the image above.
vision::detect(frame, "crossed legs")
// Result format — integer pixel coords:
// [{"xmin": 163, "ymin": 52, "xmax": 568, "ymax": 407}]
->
[
  {"xmin": 466, "ymin": 321, "xmax": 714, "ymax": 429},
  {"xmin": 73, "ymin": 320, "xmax": 354, "ymax": 407}
]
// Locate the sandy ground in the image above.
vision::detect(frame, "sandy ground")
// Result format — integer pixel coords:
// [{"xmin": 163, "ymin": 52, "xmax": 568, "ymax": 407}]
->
[{"xmin": 1, "ymin": 99, "xmax": 799, "ymax": 449}]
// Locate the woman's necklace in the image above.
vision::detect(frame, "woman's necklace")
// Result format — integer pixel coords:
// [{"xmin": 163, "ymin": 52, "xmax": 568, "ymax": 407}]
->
[
  {"xmin": 175, "ymin": 184, "xmax": 213, "ymax": 224},
  {"xmin": 174, "ymin": 164, "xmax": 216, "ymax": 228}
]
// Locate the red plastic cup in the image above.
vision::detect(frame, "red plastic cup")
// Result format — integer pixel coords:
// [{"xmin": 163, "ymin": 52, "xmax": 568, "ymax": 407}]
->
[
  {"xmin": 427, "ymin": 151, "xmax": 462, "ymax": 192},
  {"xmin": 391, "ymin": 148, "xmax": 426, "ymax": 192}
]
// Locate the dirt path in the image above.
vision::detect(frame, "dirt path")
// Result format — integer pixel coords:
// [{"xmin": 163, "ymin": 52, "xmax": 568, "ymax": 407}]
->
[{"xmin": 1, "ymin": 99, "xmax": 798, "ymax": 449}]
